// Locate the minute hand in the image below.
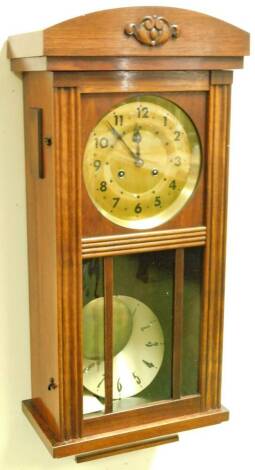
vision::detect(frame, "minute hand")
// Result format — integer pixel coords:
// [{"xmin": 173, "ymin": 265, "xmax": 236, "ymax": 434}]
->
[{"xmin": 107, "ymin": 121, "xmax": 139, "ymax": 162}]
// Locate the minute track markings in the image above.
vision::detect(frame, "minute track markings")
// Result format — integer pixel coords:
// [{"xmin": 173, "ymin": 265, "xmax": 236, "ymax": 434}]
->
[{"xmin": 83, "ymin": 96, "xmax": 201, "ymax": 230}]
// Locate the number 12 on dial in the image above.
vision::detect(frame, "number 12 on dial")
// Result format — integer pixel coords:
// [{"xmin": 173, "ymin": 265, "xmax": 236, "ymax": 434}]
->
[{"xmin": 83, "ymin": 95, "xmax": 202, "ymax": 229}]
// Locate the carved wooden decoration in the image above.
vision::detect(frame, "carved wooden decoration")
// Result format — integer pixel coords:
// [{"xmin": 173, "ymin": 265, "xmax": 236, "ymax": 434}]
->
[{"xmin": 124, "ymin": 15, "xmax": 179, "ymax": 46}]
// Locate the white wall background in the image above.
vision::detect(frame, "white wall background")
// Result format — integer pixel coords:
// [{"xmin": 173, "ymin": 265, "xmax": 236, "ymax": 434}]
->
[{"xmin": 0, "ymin": 1, "xmax": 254, "ymax": 469}]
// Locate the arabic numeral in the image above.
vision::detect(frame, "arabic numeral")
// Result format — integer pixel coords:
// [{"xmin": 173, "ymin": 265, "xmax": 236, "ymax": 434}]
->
[
  {"xmin": 117, "ymin": 378, "xmax": 122, "ymax": 393},
  {"xmin": 141, "ymin": 320, "xmax": 156, "ymax": 332},
  {"xmin": 174, "ymin": 130, "xmax": 181, "ymax": 141},
  {"xmin": 174, "ymin": 156, "xmax": 182, "ymax": 166},
  {"xmin": 163, "ymin": 116, "xmax": 168, "ymax": 126},
  {"xmin": 132, "ymin": 372, "xmax": 142, "ymax": 385},
  {"xmin": 154, "ymin": 196, "xmax": 161, "ymax": 207},
  {"xmin": 97, "ymin": 375, "xmax": 105, "ymax": 389},
  {"xmin": 100, "ymin": 181, "xmax": 107, "ymax": 192},
  {"xmin": 93, "ymin": 159, "xmax": 101, "ymax": 171},
  {"xmin": 134, "ymin": 203, "xmax": 142, "ymax": 214},
  {"xmin": 112, "ymin": 197, "xmax": 120, "ymax": 208},
  {"xmin": 83, "ymin": 362, "xmax": 96, "ymax": 373},
  {"xmin": 142, "ymin": 359, "xmax": 156, "ymax": 369},
  {"xmin": 114, "ymin": 114, "xmax": 124, "ymax": 126},
  {"xmin": 137, "ymin": 106, "xmax": 149, "ymax": 118},
  {"xmin": 169, "ymin": 179, "xmax": 177, "ymax": 190},
  {"xmin": 95, "ymin": 137, "xmax": 109, "ymax": 148}
]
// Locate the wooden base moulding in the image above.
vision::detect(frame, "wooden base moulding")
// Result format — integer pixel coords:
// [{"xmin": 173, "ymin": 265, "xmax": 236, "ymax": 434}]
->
[
  {"xmin": 22, "ymin": 399, "xmax": 229, "ymax": 460},
  {"xmin": 75, "ymin": 434, "xmax": 179, "ymax": 463}
]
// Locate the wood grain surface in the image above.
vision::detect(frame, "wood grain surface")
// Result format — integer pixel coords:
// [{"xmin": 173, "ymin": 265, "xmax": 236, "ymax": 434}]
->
[
  {"xmin": 22, "ymin": 399, "xmax": 229, "ymax": 458},
  {"xmin": 23, "ymin": 72, "xmax": 61, "ymax": 438},
  {"xmin": 200, "ymin": 72, "xmax": 232, "ymax": 410},
  {"xmin": 8, "ymin": 7, "xmax": 249, "ymax": 59},
  {"xmin": 54, "ymin": 87, "xmax": 83, "ymax": 439},
  {"xmin": 11, "ymin": 56, "xmax": 244, "ymax": 73}
]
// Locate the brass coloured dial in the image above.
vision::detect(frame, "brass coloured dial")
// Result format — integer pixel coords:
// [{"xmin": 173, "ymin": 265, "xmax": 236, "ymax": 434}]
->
[{"xmin": 83, "ymin": 95, "xmax": 202, "ymax": 229}]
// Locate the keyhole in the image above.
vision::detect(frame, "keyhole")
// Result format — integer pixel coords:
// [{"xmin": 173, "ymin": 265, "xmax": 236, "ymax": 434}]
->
[{"xmin": 48, "ymin": 377, "xmax": 57, "ymax": 391}]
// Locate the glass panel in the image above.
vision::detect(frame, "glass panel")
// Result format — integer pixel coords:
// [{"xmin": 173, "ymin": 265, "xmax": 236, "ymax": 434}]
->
[
  {"xmin": 82, "ymin": 247, "xmax": 202, "ymax": 417},
  {"xmin": 112, "ymin": 251, "xmax": 174, "ymax": 412},
  {"xmin": 82, "ymin": 258, "xmax": 105, "ymax": 416},
  {"xmin": 83, "ymin": 94, "xmax": 202, "ymax": 230},
  {"xmin": 182, "ymin": 247, "xmax": 203, "ymax": 395}
]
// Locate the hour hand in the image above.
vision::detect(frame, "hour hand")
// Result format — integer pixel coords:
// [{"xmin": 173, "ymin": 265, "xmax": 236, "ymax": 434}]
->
[
  {"xmin": 106, "ymin": 121, "xmax": 143, "ymax": 166},
  {"xmin": 132, "ymin": 126, "xmax": 142, "ymax": 159},
  {"xmin": 132, "ymin": 126, "xmax": 142, "ymax": 145}
]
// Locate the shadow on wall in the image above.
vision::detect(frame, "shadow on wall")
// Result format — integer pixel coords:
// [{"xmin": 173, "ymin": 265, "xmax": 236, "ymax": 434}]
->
[
  {"xmin": 0, "ymin": 41, "xmax": 34, "ymax": 468},
  {"xmin": 0, "ymin": 42, "xmax": 161, "ymax": 469}
]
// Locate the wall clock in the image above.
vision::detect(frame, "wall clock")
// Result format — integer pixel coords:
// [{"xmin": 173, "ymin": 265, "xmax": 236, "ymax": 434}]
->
[{"xmin": 8, "ymin": 6, "xmax": 249, "ymax": 463}]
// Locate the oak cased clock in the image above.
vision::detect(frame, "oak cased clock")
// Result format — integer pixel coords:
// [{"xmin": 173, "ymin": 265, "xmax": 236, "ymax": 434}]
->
[{"xmin": 8, "ymin": 7, "xmax": 249, "ymax": 463}]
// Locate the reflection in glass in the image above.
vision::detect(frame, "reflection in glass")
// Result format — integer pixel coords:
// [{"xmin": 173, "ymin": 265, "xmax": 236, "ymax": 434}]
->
[
  {"xmin": 182, "ymin": 248, "xmax": 203, "ymax": 395},
  {"xmin": 82, "ymin": 247, "xmax": 203, "ymax": 416},
  {"xmin": 82, "ymin": 259, "xmax": 105, "ymax": 416},
  {"xmin": 112, "ymin": 251, "xmax": 174, "ymax": 412}
]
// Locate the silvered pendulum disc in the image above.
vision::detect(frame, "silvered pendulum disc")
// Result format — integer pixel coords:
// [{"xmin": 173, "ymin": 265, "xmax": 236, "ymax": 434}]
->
[{"xmin": 83, "ymin": 295, "xmax": 164, "ymax": 399}]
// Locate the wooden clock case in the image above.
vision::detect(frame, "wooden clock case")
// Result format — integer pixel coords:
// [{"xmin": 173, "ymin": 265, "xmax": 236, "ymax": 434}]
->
[{"xmin": 8, "ymin": 7, "xmax": 249, "ymax": 462}]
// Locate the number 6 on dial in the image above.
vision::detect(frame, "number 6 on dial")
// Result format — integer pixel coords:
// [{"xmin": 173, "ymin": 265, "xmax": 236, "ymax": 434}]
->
[{"xmin": 83, "ymin": 95, "xmax": 202, "ymax": 229}]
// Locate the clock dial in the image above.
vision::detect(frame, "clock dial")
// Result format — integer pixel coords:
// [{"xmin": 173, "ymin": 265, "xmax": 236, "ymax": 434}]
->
[
  {"xmin": 83, "ymin": 295, "xmax": 164, "ymax": 399},
  {"xmin": 83, "ymin": 95, "xmax": 202, "ymax": 229}
]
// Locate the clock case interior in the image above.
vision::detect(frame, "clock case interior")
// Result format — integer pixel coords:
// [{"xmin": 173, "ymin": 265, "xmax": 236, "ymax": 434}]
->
[
  {"xmin": 8, "ymin": 6, "xmax": 249, "ymax": 462},
  {"xmin": 70, "ymin": 78, "xmax": 207, "ymax": 426}
]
